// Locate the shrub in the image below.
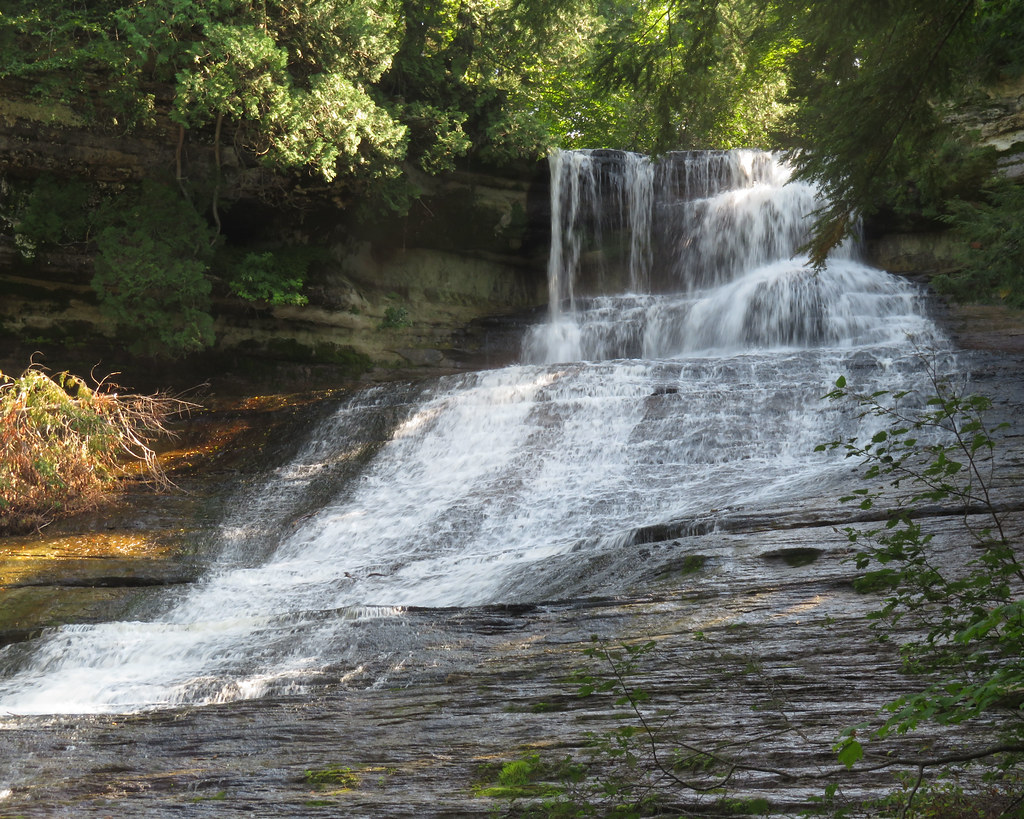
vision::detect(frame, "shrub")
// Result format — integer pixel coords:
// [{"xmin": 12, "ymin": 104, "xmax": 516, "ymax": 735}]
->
[
  {"xmin": 224, "ymin": 249, "xmax": 310, "ymax": 306},
  {"xmin": 378, "ymin": 305, "xmax": 411, "ymax": 330},
  {"xmin": 934, "ymin": 181, "xmax": 1024, "ymax": 309},
  {"xmin": 91, "ymin": 181, "xmax": 217, "ymax": 358},
  {"xmin": 820, "ymin": 367, "xmax": 1024, "ymax": 815},
  {"xmin": 0, "ymin": 365, "xmax": 191, "ymax": 534}
]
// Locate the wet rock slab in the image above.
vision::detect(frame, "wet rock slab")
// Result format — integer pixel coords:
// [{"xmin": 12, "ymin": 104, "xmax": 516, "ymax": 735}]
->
[
  {"xmin": 0, "ymin": 532, "xmax": 200, "ymax": 646},
  {"xmin": 0, "ymin": 351, "xmax": 1021, "ymax": 817},
  {"xmin": 0, "ymin": 519, "xmax": 1009, "ymax": 818},
  {"xmin": 0, "ymin": 390, "xmax": 366, "ymax": 647}
]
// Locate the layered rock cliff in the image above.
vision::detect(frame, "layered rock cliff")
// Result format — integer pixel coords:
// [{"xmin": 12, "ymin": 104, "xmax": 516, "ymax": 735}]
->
[
  {"xmin": 0, "ymin": 79, "xmax": 551, "ymax": 391},
  {"xmin": 3, "ymin": 74, "xmax": 1024, "ymax": 388}
]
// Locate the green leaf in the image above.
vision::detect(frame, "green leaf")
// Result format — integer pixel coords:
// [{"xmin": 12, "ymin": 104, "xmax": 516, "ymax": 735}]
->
[{"xmin": 836, "ymin": 737, "xmax": 863, "ymax": 769}]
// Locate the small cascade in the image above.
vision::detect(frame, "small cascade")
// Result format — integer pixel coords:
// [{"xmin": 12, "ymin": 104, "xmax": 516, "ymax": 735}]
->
[
  {"xmin": 524, "ymin": 149, "xmax": 937, "ymax": 363},
  {"xmin": 0, "ymin": 148, "xmax": 953, "ymax": 717}
]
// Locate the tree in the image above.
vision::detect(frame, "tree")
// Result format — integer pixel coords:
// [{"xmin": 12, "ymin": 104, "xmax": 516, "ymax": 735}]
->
[
  {"xmin": 113, "ymin": 0, "xmax": 409, "ymax": 185},
  {"xmin": 0, "ymin": 0, "xmax": 593, "ymax": 183},
  {"xmin": 934, "ymin": 180, "xmax": 1024, "ymax": 309},
  {"xmin": 821, "ymin": 369, "xmax": 1024, "ymax": 815},
  {"xmin": 91, "ymin": 181, "xmax": 217, "ymax": 358},
  {"xmin": 774, "ymin": 0, "xmax": 983, "ymax": 259},
  {"xmin": 534, "ymin": 0, "xmax": 1021, "ymax": 266},
  {"xmin": 552, "ymin": 0, "xmax": 796, "ymax": 152}
]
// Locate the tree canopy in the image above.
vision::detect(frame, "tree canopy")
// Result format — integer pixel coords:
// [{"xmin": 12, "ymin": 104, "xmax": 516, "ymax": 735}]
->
[
  {"xmin": 0, "ymin": 0, "xmax": 597, "ymax": 186},
  {"xmin": 2, "ymin": 0, "xmax": 1019, "ymax": 219},
  {"xmin": 1, "ymin": 0, "xmax": 1021, "ymax": 355},
  {"xmin": 544, "ymin": 0, "xmax": 1022, "ymax": 260}
]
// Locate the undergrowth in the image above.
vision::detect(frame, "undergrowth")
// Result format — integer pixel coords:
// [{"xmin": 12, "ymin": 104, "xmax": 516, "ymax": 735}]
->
[{"xmin": 0, "ymin": 364, "xmax": 194, "ymax": 533}]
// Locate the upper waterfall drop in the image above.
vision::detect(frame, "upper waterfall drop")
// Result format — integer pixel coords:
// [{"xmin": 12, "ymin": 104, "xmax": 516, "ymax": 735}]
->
[{"xmin": 524, "ymin": 148, "xmax": 937, "ymax": 364}]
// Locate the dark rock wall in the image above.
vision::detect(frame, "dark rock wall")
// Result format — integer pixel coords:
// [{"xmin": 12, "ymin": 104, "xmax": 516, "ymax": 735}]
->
[{"xmin": 0, "ymin": 80, "xmax": 551, "ymax": 391}]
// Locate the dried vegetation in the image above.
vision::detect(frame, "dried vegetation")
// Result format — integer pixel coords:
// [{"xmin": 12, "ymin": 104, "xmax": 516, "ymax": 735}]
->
[{"xmin": 0, "ymin": 364, "xmax": 196, "ymax": 534}]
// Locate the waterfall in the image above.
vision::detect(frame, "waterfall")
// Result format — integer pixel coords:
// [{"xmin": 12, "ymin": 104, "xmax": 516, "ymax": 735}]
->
[
  {"xmin": 0, "ymin": 149, "xmax": 952, "ymax": 716},
  {"xmin": 524, "ymin": 149, "xmax": 934, "ymax": 363}
]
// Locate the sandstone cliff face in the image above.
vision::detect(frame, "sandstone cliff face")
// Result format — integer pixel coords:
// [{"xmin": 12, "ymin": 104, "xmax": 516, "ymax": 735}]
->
[
  {"xmin": 863, "ymin": 74, "xmax": 1024, "ymax": 278},
  {"xmin": 860, "ymin": 75, "xmax": 1024, "ymax": 353},
  {"xmin": 0, "ymin": 80, "xmax": 550, "ymax": 390},
  {"xmin": 4, "ymin": 74, "xmax": 1024, "ymax": 388}
]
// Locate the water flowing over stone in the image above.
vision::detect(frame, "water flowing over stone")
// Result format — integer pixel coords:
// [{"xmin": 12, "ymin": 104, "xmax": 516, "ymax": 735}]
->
[
  {"xmin": 525, "ymin": 149, "xmax": 934, "ymax": 363},
  {"xmin": 0, "ymin": 149, "xmax": 951, "ymax": 717}
]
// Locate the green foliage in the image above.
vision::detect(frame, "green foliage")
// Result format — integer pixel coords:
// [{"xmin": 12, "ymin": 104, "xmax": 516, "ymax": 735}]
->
[
  {"xmin": 394, "ymin": 102, "xmax": 472, "ymax": 174},
  {"xmin": 880, "ymin": 138, "xmax": 997, "ymax": 227},
  {"xmin": 819, "ymin": 368, "xmax": 1023, "ymax": 789},
  {"xmin": 833, "ymin": 731, "xmax": 865, "ymax": 770},
  {"xmin": 581, "ymin": 0, "xmax": 795, "ymax": 152},
  {"xmin": 222, "ymin": 249, "xmax": 312, "ymax": 306},
  {"xmin": 1, "ymin": 0, "xmax": 583, "ymax": 192},
  {"xmin": 171, "ymin": 21, "xmax": 291, "ymax": 125},
  {"xmin": 0, "ymin": 174, "xmax": 342, "ymax": 358},
  {"xmin": 871, "ymin": 768, "xmax": 1024, "ymax": 819},
  {"xmin": 500, "ymin": 758, "xmax": 539, "ymax": 788},
  {"xmin": 474, "ymin": 753, "xmax": 566, "ymax": 801},
  {"xmin": 0, "ymin": 365, "xmax": 186, "ymax": 533},
  {"xmin": 260, "ymin": 71, "xmax": 407, "ymax": 182},
  {"xmin": 934, "ymin": 181, "xmax": 1024, "ymax": 309},
  {"xmin": 0, "ymin": 1, "xmax": 121, "ymax": 82},
  {"xmin": 1, "ymin": 175, "xmax": 93, "ymax": 260},
  {"xmin": 379, "ymin": 0, "xmax": 584, "ymax": 167},
  {"xmin": 775, "ymin": 0, "xmax": 1016, "ymax": 263},
  {"xmin": 92, "ymin": 181, "xmax": 217, "ymax": 358},
  {"xmin": 973, "ymin": 0, "xmax": 1024, "ymax": 81},
  {"xmin": 123, "ymin": 0, "xmax": 408, "ymax": 182},
  {"xmin": 378, "ymin": 305, "xmax": 411, "ymax": 330}
]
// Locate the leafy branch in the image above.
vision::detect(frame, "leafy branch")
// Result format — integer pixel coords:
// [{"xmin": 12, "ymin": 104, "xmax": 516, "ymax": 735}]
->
[{"xmin": 818, "ymin": 360, "xmax": 1024, "ymax": 812}]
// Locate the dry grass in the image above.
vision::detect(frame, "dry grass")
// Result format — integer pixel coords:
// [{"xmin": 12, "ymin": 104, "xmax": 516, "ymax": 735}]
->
[{"xmin": 0, "ymin": 365, "xmax": 197, "ymax": 534}]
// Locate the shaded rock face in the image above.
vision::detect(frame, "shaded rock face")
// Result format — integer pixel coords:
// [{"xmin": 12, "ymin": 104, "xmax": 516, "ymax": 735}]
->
[
  {"xmin": 862, "ymin": 75, "xmax": 1024, "ymax": 278},
  {"xmin": 863, "ymin": 231, "xmax": 961, "ymax": 282},
  {"xmin": 0, "ymin": 79, "xmax": 551, "ymax": 390}
]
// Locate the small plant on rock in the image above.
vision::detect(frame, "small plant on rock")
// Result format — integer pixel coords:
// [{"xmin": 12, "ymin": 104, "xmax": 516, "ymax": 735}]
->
[
  {"xmin": 378, "ymin": 305, "xmax": 411, "ymax": 330},
  {"xmin": 303, "ymin": 765, "xmax": 359, "ymax": 790}
]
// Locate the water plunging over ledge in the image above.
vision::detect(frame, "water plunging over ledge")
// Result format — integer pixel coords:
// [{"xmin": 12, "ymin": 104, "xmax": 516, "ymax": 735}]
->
[
  {"xmin": 526, "ymin": 149, "xmax": 937, "ymax": 363},
  {"xmin": 0, "ymin": 149, "xmax": 952, "ymax": 717}
]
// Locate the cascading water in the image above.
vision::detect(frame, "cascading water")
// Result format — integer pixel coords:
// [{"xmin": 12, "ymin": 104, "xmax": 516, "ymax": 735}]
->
[
  {"xmin": 524, "ymin": 149, "xmax": 936, "ymax": 363},
  {"xmin": 0, "ymin": 149, "xmax": 952, "ymax": 716}
]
